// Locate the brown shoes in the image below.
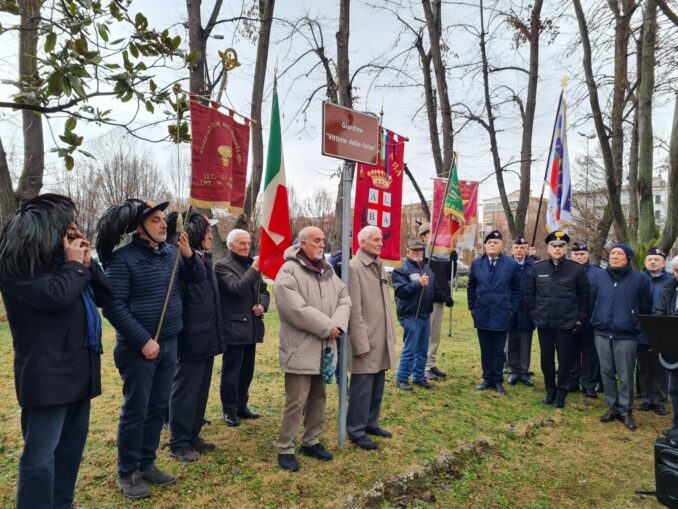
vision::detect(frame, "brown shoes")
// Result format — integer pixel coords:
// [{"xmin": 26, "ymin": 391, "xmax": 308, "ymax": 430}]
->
[
  {"xmin": 599, "ymin": 409, "xmax": 637, "ymax": 430},
  {"xmin": 599, "ymin": 409, "xmax": 621, "ymax": 423}
]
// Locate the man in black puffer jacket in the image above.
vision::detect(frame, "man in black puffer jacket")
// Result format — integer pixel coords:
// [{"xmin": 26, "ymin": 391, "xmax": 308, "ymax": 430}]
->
[
  {"xmin": 166, "ymin": 212, "xmax": 222, "ymax": 462},
  {"xmin": 216, "ymin": 228, "xmax": 270, "ymax": 427},
  {"xmin": 527, "ymin": 231, "xmax": 590, "ymax": 409}
]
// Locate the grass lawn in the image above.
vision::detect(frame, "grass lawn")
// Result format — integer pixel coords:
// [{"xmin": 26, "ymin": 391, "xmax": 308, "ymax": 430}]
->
[{"xmin": 0, "ymin": 290, "xmax": 668, "ymax": 508}]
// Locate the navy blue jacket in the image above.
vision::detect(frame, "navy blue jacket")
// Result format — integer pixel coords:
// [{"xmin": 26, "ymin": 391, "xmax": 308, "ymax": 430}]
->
[
  {"xmin": 644, "ymin": 269, "xmax": 674, "ymax": 306},
  {"xmin": 2, "ymin": 261, "xmax": 113, "ymax": 408},
  {"xmin": 528, "ymin": 258, "xmax": 591, "ymax": 330},
  {"xmin": 580, "ymin": 262, "xmax": 604, "ymax": 336},
  {"xmin": 392, "ymin": 257, "xmax": 435, "ymax": 319},
  {"xmin": 468, "ymin": 254, "xmax": 520, "ymax": 331},
  {"xmin": 103, "ymin": 235, "xmax": 206, "ymax": 349},
  {"xmin": 590, "ymin": 264, "xmax": 653, "ymax": 342},
  {"xmin": 511, "ymin": 256, "xmax": 534, "ymax": 331},
  {"xmin": 178, "ymin": 252, "xmax": 222, "ymax": 361}
]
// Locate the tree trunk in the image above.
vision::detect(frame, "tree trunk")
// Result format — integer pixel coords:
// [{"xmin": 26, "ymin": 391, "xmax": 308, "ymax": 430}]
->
[
  {"xmin": 15, "ymin": 0, "xmax": 45, "ymax": 204},
  {"xmin": 573, "ymin": 0, "xmax": 632, "ymax": 247},
  {"xmin": 479, "ymin": 0, "xmax": 516, "ymax": 236},
  {"xmin": 236, "ymin": 0, "xmax": 275, "ymax": 231},
  {"xmin": 659, "ymin": 92, "xmax": 678, "ymax": 254},
  {"xmin": 404, "ymin": 163, "xmax": 431, "ymax": 222},
  {"xmin": 515, "ymin": 0, "xmax": 543, "ymax": 236},
  {"xmin": 417, "ymin": 42, "xmax": 443, "ymax": 177},
  {"xmin": 0, "ymin": 137, "xmax": 15, "ymax": 221},
  {"xmin": 637, "ymin": 0, "xmax": 658, "ymax": 243},
  {"xmin": 330, "ymin": 0, "xmax": 354, "ymax": 249},
  {"xmin": 591, "ymin": 203, "xmax": 614, "ymax": 262},
  {"xmin": 186, "ymin": 0, "xmax": 208, "ymax": 99},
  {"xmin": 628, "ymin": 105, "xmax": 640, "ymax": 237},
  {"xmin": 422, "ymin": 0, "xmax": 454, "ymax": 174}
]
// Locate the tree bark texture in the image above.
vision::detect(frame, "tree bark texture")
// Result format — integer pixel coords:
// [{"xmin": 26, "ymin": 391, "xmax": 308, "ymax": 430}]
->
[{"xmin": 659, "ymin": 92, "xmax": 678, "ymax": 254}]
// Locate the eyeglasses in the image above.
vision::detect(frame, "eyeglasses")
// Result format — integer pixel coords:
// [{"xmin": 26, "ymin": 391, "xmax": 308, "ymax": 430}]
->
[{"xmin": 549, "ymin": 241, "xmax": 567, "ymax": 248}]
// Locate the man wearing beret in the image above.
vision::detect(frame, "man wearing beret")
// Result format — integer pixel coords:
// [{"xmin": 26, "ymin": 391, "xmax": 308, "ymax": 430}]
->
[
  {"xmin": 527, "ymin": 231, "xmax": 590, "ymax": 408},
  {"xmin": 591, "ymin": 244, "xmax": 652, "ymax": 430},
  {"xmin": 638, "ymin": 247, "xmax": 673, "ymax": 416},
  {"xmin": 392, "ymin": 239, "xmax": 436, "ymax": 390},
  {"xmin": 507, "ymin": 234, "xmax": 536, "ymax": 387},
  {"xmin": 569, "ymin": 242, "xmax": 604, "ymax": 398},
  {"xmin": 417, "ymin": 223, "xmax": 456, "ymax": 381},
  {"xmin": 468, "ymin": 230, "xmax": 520, "ymax": 394}
]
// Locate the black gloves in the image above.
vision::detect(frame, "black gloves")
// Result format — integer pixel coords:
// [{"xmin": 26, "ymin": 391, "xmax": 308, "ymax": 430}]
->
[{"xmin": 445, "ymin": 297, "xmax": 454, "ymax": 307}]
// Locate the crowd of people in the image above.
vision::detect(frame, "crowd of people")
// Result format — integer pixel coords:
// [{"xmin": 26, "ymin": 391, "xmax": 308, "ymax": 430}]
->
[{"xmin": 0, "ymin": 194, "xmax": 676, "ymax": 508}]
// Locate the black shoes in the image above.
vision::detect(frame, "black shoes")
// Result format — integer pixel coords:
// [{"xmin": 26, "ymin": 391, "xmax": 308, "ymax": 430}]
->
[
  {"xmin": 192, "ymin": 436, "xmax": 216, "ymax": 452},
  {"xmin": 366, "ymin": 427, "xmax": 393, "ymax": 438},
  {"xmin": 140, "ymin": 464, "xmax": 175, "ymax": 485},
  {"xmin": 413, "ymin": 379, "xmax": 434, "ymax": 389},
  {"xmin": 237, "ymin": 407, "xmax": 260, "ymax": 420},
  {"xmin": 583, "ymin": 387, "xmax": 598, "ymax": 398},
  {"xmin": 552, "ymin": 392, "xmax": 566, "ymax": 409},
  {"xmin": 430, "ymin": 367, "xmax": 447, "ymax": 378},
  {"xmin": 508, "ymin": 375, "xmax": 519, "ymax": 385},
  {"xmin": 639, "ymin": 402, "xmax": 653, "ymax": 412},
  {"xmin": 599, "ymin": 409, "xmax": 621, "ymax": 423},
  {"xmin": 623, "ymin": 414, "xmax": 637, "ymax": 431},
  {"xmin": 170, "ymin": 446, "xmax": 200, "ymax": 462},
  {"xmin": 476, "ymin": 381, "xmax": 493, "ymax": 391},
  {"xmin": 542, "ymin": 390, "xmax": 556, "ymax": 405},
  {"xmin": 351, "ymin": 435, "xmax": 378, "ymax": 450},
  {"xmin": 495, "ymin": 383, "xmax": 507, "ymax": 395},
  {"xmin": 223, "ymin": 410, "xmax": 240, "ymax": 427},
  {"xmin": 278, "ymin": 453, "xmax": 299, "ymax": 472},
  {"xmin": 655, "ymin": 404, "xmax": 668, "ymax": 416},
  {"xmin": 300, "ymin": 443, "xmax": 333, "ymax": 461},
  {"xmin": 396, "ymin": 381, "xmax": 414, "ymax": 391},
  {"xmin": 521, "ymin": 377, "xmax": 534, "ymax": 387}
]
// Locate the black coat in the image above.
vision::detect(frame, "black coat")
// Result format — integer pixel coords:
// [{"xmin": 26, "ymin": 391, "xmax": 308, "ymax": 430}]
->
[
  {"xmin": 178, "ymin": 252, "xmax": 222, "ymax": 361},
  {"xmin": 429, "ymin": 253, "xmax": 457, "ymax": 304},
  {"xmin": 653, "ymin": 278, "xmax": 678, "ymax": 364},
  {"xmin": 527, "ymin": 258, "xmax": 591, "ymax": 330},
  {"xmin": 511, "ymin": 257, "xmax": 535, "ymax": 331},
  {"xmin": 1, "ymin": 261, "xmax": 114, "ymax": 409},
  {"xmin": 215, "ymin": 251, "xmax": 270, "ymax": 346}
]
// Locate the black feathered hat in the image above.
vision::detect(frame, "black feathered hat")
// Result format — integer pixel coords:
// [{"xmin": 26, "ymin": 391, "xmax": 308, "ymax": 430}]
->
[
  {"xmin": 166, "ymin": 211, "xmax": 210, "ymax": 251},
  {"xmin": 95, "ymin": 198, "xmax": 149, "ymax": 267},
  {"xmin": 0, "ymin": 194, "xmax": 77, "ymax": 279}
]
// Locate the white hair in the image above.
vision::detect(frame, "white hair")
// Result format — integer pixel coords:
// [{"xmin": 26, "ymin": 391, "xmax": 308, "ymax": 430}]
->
[
  {"xmin": 226, "ymin": 228, "xmax": 250, "ymax": 247},
  {"xmin": 358, "ymin": 225, "xmax": 381, "ymax": 243},
  {"xmin": 298, "ymin": 226, "xmax": 323, "ymax": 242},
  {"xmin": 671, "ymin": 255, "xmax": 678, "ymax": 268}
]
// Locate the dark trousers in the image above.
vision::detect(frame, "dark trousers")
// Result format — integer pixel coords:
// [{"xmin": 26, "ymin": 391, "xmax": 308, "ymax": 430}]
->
[
  {"xmin": 114, "ymin": 337, "xmax": 177, "ymax": 478},
  {"xmin": 569, "ymin": 330, "xmax": 601, "ymax": 391},
  {"xmin": 538, "ymin": 328, "xmax": 576, "ymax": 393},
  {"xmin": 347, "ymin": 371, "xmax": 386, "ymax": 440},
  {"xmin": 17, "ymin": 399, "xmax": 90, "ymax": 509},
  {"xmin": 669, "ymin": 370, "xmax": 678, "ymax": 428},
  {"xmin": 507, "ymin": 329, "xmax": 533, "ymax": 378},
  {"xmin": 637, "ymin": 345, "xmax": 667, "ymax": 405},
  {"xmin": 478, "ymin": 329, "xmax": 507, "ymax": 384},
  {"xmin": 220, "ymin": 344, "xmax": 256, "ymax": 414},
  {"xmin": 169, "ymin": 357, "xmax": 214, "ymax": 450}
]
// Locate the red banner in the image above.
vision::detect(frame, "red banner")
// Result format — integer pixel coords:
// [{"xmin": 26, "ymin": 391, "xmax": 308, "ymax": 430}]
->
[
  {"xmin": 432, "ymin": 179, "xmax": 479, "ymax": 253},
  {"xmin": 189, "ymin": 100, "xmax": 250, "ymax": 210},
  {"xmin": 352, "ymin": 128, "xmax": 405, "ymax": 264}
]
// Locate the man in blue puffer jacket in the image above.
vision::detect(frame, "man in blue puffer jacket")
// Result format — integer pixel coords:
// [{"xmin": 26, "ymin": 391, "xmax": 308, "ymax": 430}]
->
[
  {"xmin": 392, "ymin": 239, "xmax": 436, "ymax": 391},
  {"xmin": 101, "ymin": 201, "xmax": 206, "ymax": 499},
  {"xmin": 638, "ymin": 247, "xmax": 673, "ymax": 416},
  {"xmin": 591, "ymin": 243, "xmax": 652, "ymax": 431},
  {"xmin": 468, "ymin": 230, "xmax": 521, "ymax": 395}
]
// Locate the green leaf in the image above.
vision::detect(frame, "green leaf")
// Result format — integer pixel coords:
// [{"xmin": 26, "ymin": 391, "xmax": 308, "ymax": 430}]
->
[
  {"xmin": 65, "ymin": 117, "xmax": 77, "ymax": 132},
  {"xmin": 185, "ymin": 51, "xmax": 197, "ymax": 64},
  {"xmin": 44, "ymin": 32, "xmax": 57, "ymax": 53},
  {"xmin": 64, "ymin": 155, "xmax": 75, "ymax": 171},
  {"xmin": 149, "ymin": 79, "xmax": 157, "ymax": 93},
  {"xmin": 77, "ymin": 149, "xmax": 95, "ymax": 159},
  {"xmin": 97, "ymin": 23, "xmax": 109, "ymax": 42},
  {"xmin": 172, "ymin": 36, "xmax": 181, "ymax": 50},
  {"xmin": 129, "ymin": 42, "xmax": 139, "ymax": 58},
  {"xmin": 145, "ymin": 101, "xmax": 154, "ymax": 113}
]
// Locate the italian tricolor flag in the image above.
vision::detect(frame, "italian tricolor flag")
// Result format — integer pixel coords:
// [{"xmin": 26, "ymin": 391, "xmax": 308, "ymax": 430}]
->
[{"xmin": 259, "ymin": 88, "xmax": 292, "ymax": 279}]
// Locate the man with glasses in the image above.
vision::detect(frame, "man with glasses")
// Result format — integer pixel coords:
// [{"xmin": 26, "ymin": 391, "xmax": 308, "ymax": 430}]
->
[{"xmin": 527, "ymin": 231, "xmax": 590, "ymax": 409}]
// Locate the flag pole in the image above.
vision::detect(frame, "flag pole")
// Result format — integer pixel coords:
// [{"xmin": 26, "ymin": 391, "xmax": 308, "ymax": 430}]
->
[
  {"xmin": 414, "ymin": 153, "xmax": 457, "ymax": 320},
  {"xmin": 530, "ymin": 81, "xmax": 566, "ymax": 247}
]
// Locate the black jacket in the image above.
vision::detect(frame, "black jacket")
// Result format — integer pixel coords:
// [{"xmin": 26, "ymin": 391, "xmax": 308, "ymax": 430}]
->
[
  {"xmin": 392, "ymin": 257, "xmax": 435, "ymax": 319},
  {"xmin": 429, "ymin": 252, "xmax": 457, "ymax": 304},
  {"xmin": 215, "ymin": 251, "xmax": 270, "ymax": 346},
  {"xmin": 653, "ymin": 278, "xmax": 678, "ymax": 364},
  {"xmin": 1, "ymin": 261, "xmax": 113, "ymax": 409},
  {"xmin": 178, "ymin": 252, "xmax": 222, "ymax": 361},
  {"xmin": 527, "ymin": 258, "xmax": 591, "ymax": 330}
]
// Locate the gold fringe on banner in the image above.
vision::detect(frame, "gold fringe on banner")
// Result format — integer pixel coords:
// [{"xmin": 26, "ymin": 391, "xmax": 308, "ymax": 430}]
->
[{"xmin": 189, "ymin": 197, "xmax": 243, "ymax": 213}]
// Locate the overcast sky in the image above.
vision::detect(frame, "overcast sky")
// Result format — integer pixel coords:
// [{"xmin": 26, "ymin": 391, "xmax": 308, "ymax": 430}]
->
[{"xmin": 0, "ymin": 0, "xmax": 675, "ymax": 208}]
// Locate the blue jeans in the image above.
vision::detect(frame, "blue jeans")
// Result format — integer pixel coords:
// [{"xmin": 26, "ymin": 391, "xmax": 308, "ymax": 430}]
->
[
  {"xmin": 114, "ymin": 337, "xmax": 177, "ymax": 478},
  {"xmin": 17, "ymin": 398, "xmax": 91, "ymax": 509},
  {"xmin": 397, "ymin": 317, "xmax": 430, "ymax": 383}
]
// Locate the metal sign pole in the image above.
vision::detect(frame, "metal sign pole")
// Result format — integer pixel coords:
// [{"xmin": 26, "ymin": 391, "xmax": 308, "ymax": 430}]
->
[{"xmin": 338, "ymin": 160, "xmax": 351, "ymax": 447}]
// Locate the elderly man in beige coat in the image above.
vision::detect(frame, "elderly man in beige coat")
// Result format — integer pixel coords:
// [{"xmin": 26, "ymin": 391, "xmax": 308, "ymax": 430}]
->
[
  {"xmin": 347, "ymin": 226, "xmax": 397, "ymax": 451},
  {"xmin": 273, "ymin": 226, "xmax": 351, "ymax": 472}
]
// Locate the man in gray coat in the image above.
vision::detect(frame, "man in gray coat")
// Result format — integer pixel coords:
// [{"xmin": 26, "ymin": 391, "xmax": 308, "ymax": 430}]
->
[
  {"xmin": 274, "ymin": 226, "xmax": 351, "ymax": 472},
  {"xmin": 347, "ymin": 226, "xmax": 397, "ymax": 451}
]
